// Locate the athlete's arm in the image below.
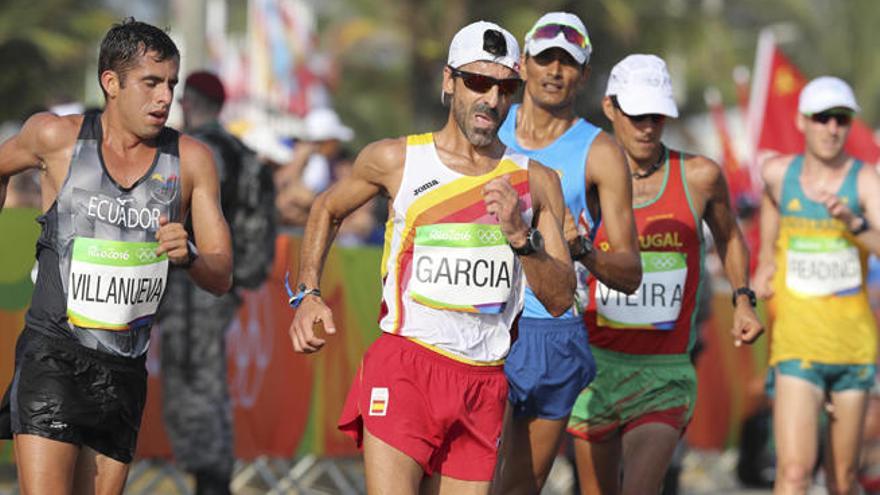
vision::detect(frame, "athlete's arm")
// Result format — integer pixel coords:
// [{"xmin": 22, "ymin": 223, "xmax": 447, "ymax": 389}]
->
[
  {"xmin": 691, "ymin": 156, "xmax": 763, "ymax": 345},
  {"xmin": 0, "ymin": 112, "xmax": 75, "ymax": 212},
  {"xmin": 290, "ymin": 138, "xmax": 403, "ymax": 353},
  {"xmin": 579, "ymin": 133, "xmax": 641, "ymax": 293},
  {"xmin": 485, "ymin": 161, "xmax": 574, "ymax": 316},
  {"xmin": 821, "ymin": 162, "xmax": 880, "ymax": 256},
  {"xmin": 754, "ymin": 155, "xmax": 787, "ymax": 299},
  {"xmin": 164, "ymin": 136, "xmax": 233, "ymax": 295}
]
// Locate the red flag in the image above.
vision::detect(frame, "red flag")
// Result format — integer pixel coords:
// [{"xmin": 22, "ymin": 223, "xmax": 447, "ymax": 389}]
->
[
  {"xmin": 747, "ymin": 30, "xmax": 880, "ymax": 166},
  {"xmin": 705, "ymin": 87, "xmax": 752, "ymax": 199}
]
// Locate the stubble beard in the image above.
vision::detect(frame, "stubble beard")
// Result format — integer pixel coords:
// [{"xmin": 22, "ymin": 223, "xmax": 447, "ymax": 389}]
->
[{"xmin": 452, "ymin": 97, "xmax": 499, "ymax": 148}]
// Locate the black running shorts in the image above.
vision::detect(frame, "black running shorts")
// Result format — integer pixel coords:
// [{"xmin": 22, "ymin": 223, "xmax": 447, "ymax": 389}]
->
[{"xmin": 0, "ymin": 328, "xmax": 148, "ymax": 463}]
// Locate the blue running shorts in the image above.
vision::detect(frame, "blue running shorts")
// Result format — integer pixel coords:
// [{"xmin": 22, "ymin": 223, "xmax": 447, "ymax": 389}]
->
[{"xmin": 505, "ymin": 317, "xmax": 596, "ymax": 420}]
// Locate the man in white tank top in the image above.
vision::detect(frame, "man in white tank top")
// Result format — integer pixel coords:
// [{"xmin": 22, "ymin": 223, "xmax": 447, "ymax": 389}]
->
[{"xmin": 288, "ymin": 21, "xmax": 574, "ymax": 495}]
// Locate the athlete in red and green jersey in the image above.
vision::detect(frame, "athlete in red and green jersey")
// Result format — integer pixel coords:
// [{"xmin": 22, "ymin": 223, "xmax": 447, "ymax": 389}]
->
[{"xmin": 567, "ymin": 54, "xmax": 763, "ymax": 495}]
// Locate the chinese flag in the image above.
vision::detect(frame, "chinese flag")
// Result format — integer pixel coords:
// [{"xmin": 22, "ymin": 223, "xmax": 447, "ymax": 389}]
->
[{"xmin": 750, "ymin": 39, "xmax": 880, "ymax": 164}]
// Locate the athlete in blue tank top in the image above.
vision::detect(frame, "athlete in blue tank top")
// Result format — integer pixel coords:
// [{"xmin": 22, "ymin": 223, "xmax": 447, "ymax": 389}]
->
[{"xmin": 492, "ymin": 12, "xmax": 641, "ymax": 495}]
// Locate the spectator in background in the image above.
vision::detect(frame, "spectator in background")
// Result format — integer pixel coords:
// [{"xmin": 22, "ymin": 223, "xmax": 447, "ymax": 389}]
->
[
  {"xmin": 158, "ymin": 71, "xmax": 239, "ymax": 495},
  {"xmin": 275, "ymin": 107, "xmax": 353, "ymax": 227}
]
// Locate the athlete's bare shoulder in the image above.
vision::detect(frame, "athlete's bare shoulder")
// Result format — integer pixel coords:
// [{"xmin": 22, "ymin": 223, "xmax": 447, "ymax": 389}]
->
[
  {"xmin": 584, "ymin": 131, "xmax": 628, "ymax": 185},
  {"xmin": 358, "ymin": 137, "xmax": 406, "ymax": 170},
  {"xmin": 682, "ymin": 153, "xmax": 723, "ymax": 188},
  {"xmin": 178, "ymin": 133, "xmax": 215, "ymax": 168},
  {"xmin": 587, "ymin": 131, "xmax": 625, "ymax": 162},
  {"xmin": 761, "ymin": 153, "xmax": 795, "ymax": 187},
  {"xmin": 24, "ymin": 112, "xmax": 82, "ymax": 157},
  {"xmin": 856, "ymin": 157, "xmax": 880, "ymax": 194},
  {"xmin": 0, "ymin": 112, "xmax": 81, "ymax": 178},
  {"xmin": 526, "ymin": 159, "xmax": 559, "ymax": 187},
  {"xmin": 351, "ymin": 136, "xmax": 406, "ymax": 191}
]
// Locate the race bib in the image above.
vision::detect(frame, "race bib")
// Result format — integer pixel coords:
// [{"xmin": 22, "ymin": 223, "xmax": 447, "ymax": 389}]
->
[
  {"xmin": 785, "ymin": 236, "xmax": 861, "ymax": 297},
  {"xmin": 409, "ymin": 223, "xmax": 514, "ymax": 313},
  {"xmin": 595, "ymin": 251, "xmax": 686, "ymax": 330},
  {"xmin": 67, "ymin": 237, "xmax": 168, "ymax": 330}
]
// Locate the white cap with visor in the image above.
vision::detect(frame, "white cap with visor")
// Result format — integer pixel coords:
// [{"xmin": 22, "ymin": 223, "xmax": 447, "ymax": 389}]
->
[
  {"xmin": 798, "ymin": 76, "xmax": 860, "ymax": 115},
  {"xmin": 606, "ymin": 54, "xmax": 679, "ymax": 118},
  {"xmin": 447, "ymin": 21, "xmax": 520, "ymax": 73},
  {"xmin": 524, "ymin": 12, "xmax": 592, "ymax": 65}
]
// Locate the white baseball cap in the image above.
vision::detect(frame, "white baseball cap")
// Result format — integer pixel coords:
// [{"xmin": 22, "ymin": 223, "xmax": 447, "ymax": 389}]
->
[
  {"xmin": 798, "ymin": 76, "xmax": 860, "ymax": 115},
  {"xmin": 304, "ymin": 107, "xmax": 353, "ymax": 142},
  {"xmin": 524, "ymin": 12, "xmax": 592, "ymax": 65},
  {"xmin": 447, "ymin": 21, "xmax": 520, "ymax": 73},
  {"xmin": 606, "ymin": 54, "xmax": 679, "ymax": 118}
]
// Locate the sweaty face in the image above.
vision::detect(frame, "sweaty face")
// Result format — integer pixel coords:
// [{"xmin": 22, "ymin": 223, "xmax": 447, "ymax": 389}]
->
[
  {"xmin": 799, "ymin": 108, "xmax": 852, "ymax": 162},
  {"xmin": 523, "ymin": 48, "xmax": 586, "ymax": 108},
  {"xmin": 110, "ymin": 50, "xmax": 180, "ymax": 139},
  {"xmin": 445, "ymin": 61, "xmax": 518, "ymax": 148},
  {"xmin": 604, "ymin": 96, "xmax": 666, "ymax": 163}
]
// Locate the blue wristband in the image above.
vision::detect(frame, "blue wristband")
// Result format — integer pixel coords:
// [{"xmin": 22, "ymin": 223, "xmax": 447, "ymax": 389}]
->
[{"xmin": 284, "ymin": 271, "xmax": 321, "ymax": 308}]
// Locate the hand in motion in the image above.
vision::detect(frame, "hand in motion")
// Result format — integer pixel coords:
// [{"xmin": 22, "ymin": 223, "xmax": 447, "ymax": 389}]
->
[
  {"xmin": 753, "ymin": 262, "xmax": 776, "ymax": 299},
  {"xmin": 731, "ymin": 303, "xmax": 763, "ymax": 347},
  {"xmin": 289, "ymin": 296, "xmax": 336, "ymax": 353},
  {"xmin": 483, "ymin": 175, "xmax": 529, "ymax": 244},
  {"xmin": 155, "ymin": 216, "xmax": 190, "ymax": 265},
  {"xmin": 819, "ymin": 191, "xmax": 861, "ymax": 231}
]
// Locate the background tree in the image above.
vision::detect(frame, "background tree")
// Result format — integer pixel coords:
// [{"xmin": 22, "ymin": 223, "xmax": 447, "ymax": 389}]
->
[{"xmin": 0, "ymin": 0, "xmax": 114, "ymax": 122}]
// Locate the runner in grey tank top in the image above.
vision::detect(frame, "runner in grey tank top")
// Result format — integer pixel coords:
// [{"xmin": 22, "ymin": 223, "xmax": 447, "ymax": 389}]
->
[
  {"xmin": 0, "ymin": 19, "xmax": 232, "ymax": 494},
  {"xmin": 27, "ymin": 110, "xmax": 181, "ymax": 357}
]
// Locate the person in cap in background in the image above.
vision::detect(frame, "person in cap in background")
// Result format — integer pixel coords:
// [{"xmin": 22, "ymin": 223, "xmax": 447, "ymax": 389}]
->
[
  {"xmin": 275, "ymin": 107, "xmax": 353, "ymax": 227},
  {"xmin": 288, "ymin": 20, "xmax": 574, "ymax": 494},
  {"xmin": 566, "ymin": 54, "xmax": 763, "ymax": 495},
  {"xmin": 754, "ymin": 76, "xmax": 880, "ymax": 495},
  {"xmin": 156, "ymin": 70, "xmax": 241, "ymax": 495},
  {"xmin": 491, "ymin": 12, "xmax": 641, "ymax": 494}
]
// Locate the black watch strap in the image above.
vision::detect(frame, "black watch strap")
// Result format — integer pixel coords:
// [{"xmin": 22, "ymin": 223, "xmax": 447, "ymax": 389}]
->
[
  {"xmin": 510, "ymin": 228, "xmax": 543, "ymax": 256},
  {"xmin": 732, "ymin": 286, "xmax": 756, "ymax": 307},
  {"xmin": 570, "ymin": 235, "xmax": 593, "ymax": 260},
  {"xmin": 851, "ymin": 215, "xmax": 869, "ymax": 235},
  {"xmin": 178, "ymin": 240, "xmax": 199, "ymax": 269}
]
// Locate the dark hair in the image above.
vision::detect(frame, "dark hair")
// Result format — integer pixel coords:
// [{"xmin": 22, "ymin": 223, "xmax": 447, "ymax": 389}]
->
[
  {"xmin": 483, "ymin": 29, "xmax": 507, "ymax": 57},
  {"xmin": 97, "ymin": 18, "xmax": 179, "ymax": 95}
]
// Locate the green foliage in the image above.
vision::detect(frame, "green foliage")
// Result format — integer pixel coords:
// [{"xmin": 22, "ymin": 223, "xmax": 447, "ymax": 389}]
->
[
  {"xmin": 0, "ymin": 0, "xmax": 114, "ymax": 122},
  {"xmin": 325, "ymin": 0, "xmax": 880, "ymax": 145}
]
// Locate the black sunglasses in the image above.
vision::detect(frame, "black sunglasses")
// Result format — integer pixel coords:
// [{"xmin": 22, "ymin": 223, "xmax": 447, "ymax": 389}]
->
[
  {"xmin": 610, "ymin": 95, "xmax": 666, "ymax": 124},
  {"xmin": 809, "ymin": 111, "xmax": 853, "ymax": 126},
  {"xmin": 448, "ymin": 66, "xmax": 522, "ymax": 96}
]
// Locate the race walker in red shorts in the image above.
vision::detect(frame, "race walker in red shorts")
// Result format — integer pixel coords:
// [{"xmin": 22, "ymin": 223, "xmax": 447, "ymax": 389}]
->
[{"xmin": 287, "ymin": 21, "xmax": 575, "ymax": 495}]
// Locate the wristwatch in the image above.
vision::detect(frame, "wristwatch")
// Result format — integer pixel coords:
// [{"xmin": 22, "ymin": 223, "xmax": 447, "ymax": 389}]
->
[
  {"xmin": 178, "ymin": 240, "xmax": 199, "ymax": 269},
  {"xmin": 850, "ymin": 215, "xmax": 870, "ymax": 235},
  {"xmin": 731, "ymin": 287, "xmax": 756, "ymax": 307},
  {"xmin": 569, "ymin": 234, "xmax": 593, "ymax": 260},
  {"xmin": 510, "ymin": 228, "xmax": 544, "ymax": 256}
]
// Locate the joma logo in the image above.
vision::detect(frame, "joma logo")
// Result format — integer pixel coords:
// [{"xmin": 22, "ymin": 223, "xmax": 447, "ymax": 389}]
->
[{"xmin": 414, "ymin": 179, "xmax": 440, "ymax": 196}]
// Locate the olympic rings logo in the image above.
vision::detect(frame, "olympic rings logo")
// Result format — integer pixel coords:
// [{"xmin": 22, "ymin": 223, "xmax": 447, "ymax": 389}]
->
[
  {"xmin": 136, "ymin": 248, "xmax": 157, "ymax": 262},
  {"xmin": 477, "ymin": 229, "xmax": 503, "ymax": 244},
  {"xmin": 650, "ymin": 254, "xmax": 678, "ymax": 271}
]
